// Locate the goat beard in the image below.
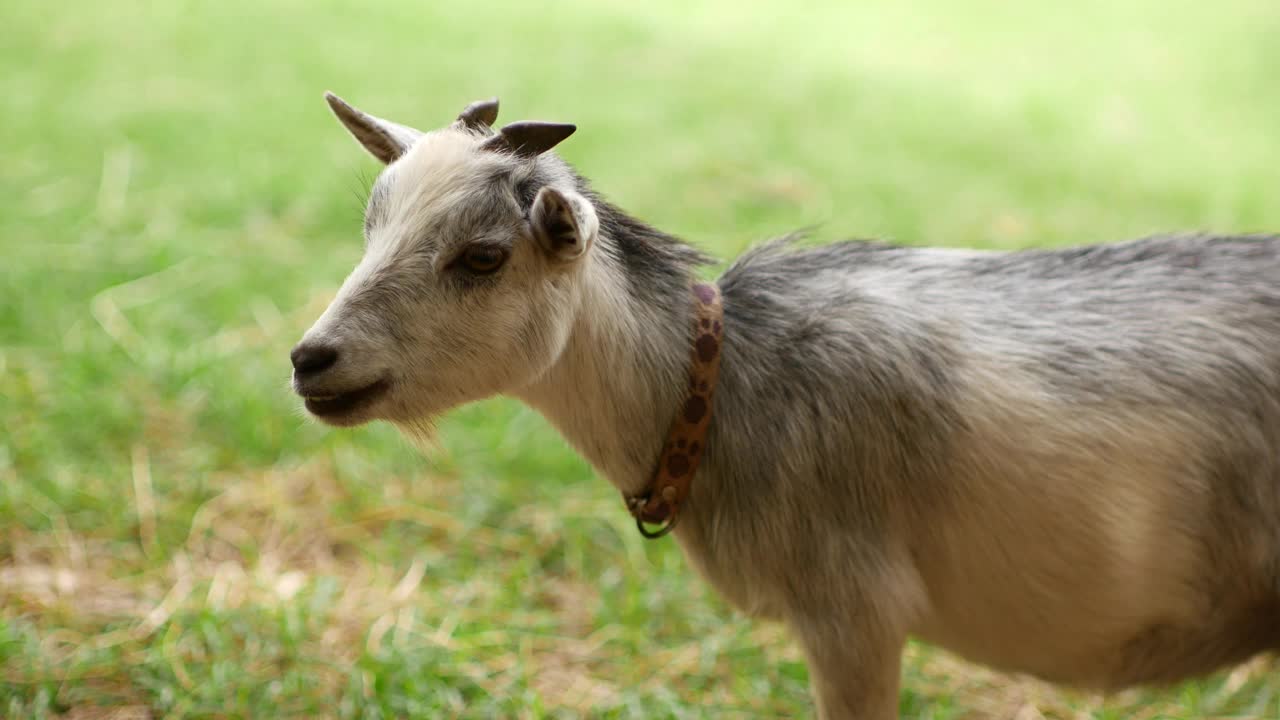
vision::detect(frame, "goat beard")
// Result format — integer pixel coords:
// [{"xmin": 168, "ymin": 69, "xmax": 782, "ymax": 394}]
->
[{"xmin": 393, "ymin": 415, "xmax": 442, "ymax": 454}]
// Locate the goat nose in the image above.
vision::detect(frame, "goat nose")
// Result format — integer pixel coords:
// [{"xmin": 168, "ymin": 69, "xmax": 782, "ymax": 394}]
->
[{"xmin": 290, "ymin": 342, "xmax": 339, "ymax": 375}]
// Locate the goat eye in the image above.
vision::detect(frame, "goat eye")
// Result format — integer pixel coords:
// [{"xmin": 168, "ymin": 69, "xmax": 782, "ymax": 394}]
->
[{"xmin": 461, "ymin": 246, "xmax": 507, "ymax": 274}]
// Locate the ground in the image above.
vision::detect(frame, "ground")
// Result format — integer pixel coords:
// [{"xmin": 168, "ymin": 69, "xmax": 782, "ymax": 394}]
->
[{"xmin": 2, "ymin": 0, "xmax": 1279, "ymax": 717}]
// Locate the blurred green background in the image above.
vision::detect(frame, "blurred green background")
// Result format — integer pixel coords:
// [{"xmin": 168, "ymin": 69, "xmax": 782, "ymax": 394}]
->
[{"xmin": 3, "ymin": 1, "xmax": 1279, "ymax": 717}]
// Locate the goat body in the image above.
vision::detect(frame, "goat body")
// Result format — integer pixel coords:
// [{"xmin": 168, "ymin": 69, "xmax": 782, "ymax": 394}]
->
[{"xmin": 701, "ymin": 236, "xmax": 1280, "ymax": 715}]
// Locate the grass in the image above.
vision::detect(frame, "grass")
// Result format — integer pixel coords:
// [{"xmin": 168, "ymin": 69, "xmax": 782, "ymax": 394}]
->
[{"xmin": 2, "ymin": 0, "xmax": 1279, "ymax": 717}]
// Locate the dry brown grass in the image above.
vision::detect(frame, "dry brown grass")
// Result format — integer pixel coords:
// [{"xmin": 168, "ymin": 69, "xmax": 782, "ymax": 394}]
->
[{"xmin": 5, "ymin": 456, "xmax": 1277, "ymax": 718}]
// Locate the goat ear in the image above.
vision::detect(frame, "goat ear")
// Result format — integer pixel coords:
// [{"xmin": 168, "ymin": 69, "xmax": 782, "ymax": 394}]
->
[
  {"xmin": 479, "ymin": 121, "xmax": 576, "ymax": 158},
  {"xmin": 530, "ymin": 187, "xmax": 598, "ymax": 262},
  {"xmin": 454, "ymin": 97, "xmax": 499, "ymax": 132},
  {"xmin": 324, "ymin": 91, "xmax": 422, "ymax": 165}
]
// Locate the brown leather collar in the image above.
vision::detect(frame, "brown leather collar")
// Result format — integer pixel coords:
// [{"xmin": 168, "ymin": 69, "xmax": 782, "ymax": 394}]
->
[{"xmin": 626, "ymin": 282, "xmax": 725, "ymax": 539}]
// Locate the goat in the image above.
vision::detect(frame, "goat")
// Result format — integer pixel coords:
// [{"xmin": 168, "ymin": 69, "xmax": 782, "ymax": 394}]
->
[{"xmin": 291, "ymin": 93, "xmax": 1280, "ymax": 719}]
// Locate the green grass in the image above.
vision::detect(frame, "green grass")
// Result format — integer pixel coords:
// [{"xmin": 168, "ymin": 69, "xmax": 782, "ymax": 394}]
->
[{"xmin": 3, "ymin": 0, "xmax": 1279, "ymax": 717}]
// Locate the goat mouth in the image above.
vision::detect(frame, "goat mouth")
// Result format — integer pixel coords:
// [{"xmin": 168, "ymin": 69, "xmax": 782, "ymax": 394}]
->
[{"xmin": 302, "ymin": 378, "xmax": 391, "ymax": 421}]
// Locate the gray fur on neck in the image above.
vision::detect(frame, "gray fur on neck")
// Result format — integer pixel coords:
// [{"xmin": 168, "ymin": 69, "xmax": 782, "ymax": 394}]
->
[{"xmin": 514, "ymin": 182, "xmax": 709, "ymax": 495}]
